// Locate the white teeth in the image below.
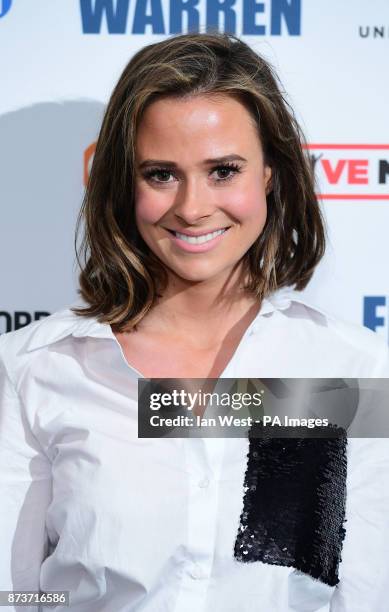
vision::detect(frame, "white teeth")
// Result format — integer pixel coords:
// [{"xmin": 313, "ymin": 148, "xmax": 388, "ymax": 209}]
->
[{"xmin": 174, "ymin": 228, "xmax": 226, "ymax": 244}]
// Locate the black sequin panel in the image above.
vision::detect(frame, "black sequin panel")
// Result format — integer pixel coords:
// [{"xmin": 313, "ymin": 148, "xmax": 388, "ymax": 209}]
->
[{"xmin": 234, "ymin": 426, "xmax": 348, "ymax": 587}]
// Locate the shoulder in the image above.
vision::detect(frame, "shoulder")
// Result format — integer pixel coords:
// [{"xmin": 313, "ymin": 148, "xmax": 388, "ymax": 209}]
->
[
  {"xmin": 265, "ymin": 287, "xmax": 389, "ymax": 376},
  {"xmin": 283, "ymin": 289, "xmax": 386, "ymax": 351}
]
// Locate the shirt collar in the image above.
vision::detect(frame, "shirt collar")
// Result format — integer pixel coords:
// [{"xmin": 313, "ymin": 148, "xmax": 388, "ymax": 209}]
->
[
  {"xmin": 25, "ymin": 287, "xmax": 326, "ymax": 352},
  {"xmin": 25, "ymin": 306, "xmax": 114, "ymax": 352}
]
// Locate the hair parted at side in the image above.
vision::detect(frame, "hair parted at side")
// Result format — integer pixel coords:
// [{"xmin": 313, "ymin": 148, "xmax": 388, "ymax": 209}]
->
[{"xmin": 72, "ymin": 30, "xmax": 326, "ymax": 332}]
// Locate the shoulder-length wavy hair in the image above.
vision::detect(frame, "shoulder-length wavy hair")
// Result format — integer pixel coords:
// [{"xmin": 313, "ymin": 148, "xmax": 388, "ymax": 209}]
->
[{"xmin": 72, "ymin": 31, "xmax": 326, "ymax": 332}]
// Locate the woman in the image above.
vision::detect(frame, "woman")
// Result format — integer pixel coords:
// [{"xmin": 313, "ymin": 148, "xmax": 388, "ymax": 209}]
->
[{"xmin": 0, "ymin": 32, "xmax": 388, "ymax": 612}]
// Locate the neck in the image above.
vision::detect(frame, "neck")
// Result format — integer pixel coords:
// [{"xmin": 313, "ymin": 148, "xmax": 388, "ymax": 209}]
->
[{"xmin": 138, "ymin": 263, "xmax": 261, "ymax": 342}]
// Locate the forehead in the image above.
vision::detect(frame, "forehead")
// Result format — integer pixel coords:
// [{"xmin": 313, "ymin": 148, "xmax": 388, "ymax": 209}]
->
[{"xmin": 135, "ymin": 94, "xmax": 262, "ymax": 159}]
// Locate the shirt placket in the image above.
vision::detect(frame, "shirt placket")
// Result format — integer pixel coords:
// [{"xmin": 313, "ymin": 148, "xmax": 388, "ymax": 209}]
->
[{"xmin": 173, "ymin": 434, "xmax": 225, "ymax": 612}]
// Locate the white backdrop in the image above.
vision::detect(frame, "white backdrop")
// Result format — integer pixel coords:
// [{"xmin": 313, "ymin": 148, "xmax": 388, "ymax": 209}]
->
[{"xmin": 1, "ymin": 0, "xmax": 388, "ymax": 340}]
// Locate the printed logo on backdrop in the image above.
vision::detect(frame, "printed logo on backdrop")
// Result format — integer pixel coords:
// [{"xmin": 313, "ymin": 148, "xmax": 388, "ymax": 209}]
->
[
  {"xmin": 84, "ymin": 143, "xmax": 96, "ymax": 185},
  {"xmin": 0, "ymin": 311, "xmax": 50, "ymax": 335},
  {"xmin": 306, "ymin": 144, "xmax": 389, "ymax": 201},
  {"xmin": 359, "ymin": 25, "xmax": 389, "ymax": 39},
  {"xmin": 364, "ymin": 297, "xmax": 388, "ymax": 340},
  {"xmin": 0, "ymin": 0, "xmax": 12, "ymax": 18},
  {"xmin": 80, "ymin": 0, "xmax": 301, "ymax": 35}
]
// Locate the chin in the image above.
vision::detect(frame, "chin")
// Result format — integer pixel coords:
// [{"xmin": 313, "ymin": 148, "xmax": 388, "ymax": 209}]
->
[
  {"xmin": 168, "ymin": 264, "xmax": 236, "ymax": 285},
  {"xmin": 173, "ymin": 271, "xmax": 215, "ymax": 283}
]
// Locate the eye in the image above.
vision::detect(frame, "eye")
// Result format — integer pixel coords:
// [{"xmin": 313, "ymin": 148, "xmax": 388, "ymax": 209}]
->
[
  {"xmin": 212, "ymin": 163, "xmax": 242, "ymax": 182},
  {"xmin": 142, "ymin": 168, "xmax": 175, "ymax": 184},
  {"xmin": 142, "ymin": 162, "xmax": 243, "ymax": 185}
]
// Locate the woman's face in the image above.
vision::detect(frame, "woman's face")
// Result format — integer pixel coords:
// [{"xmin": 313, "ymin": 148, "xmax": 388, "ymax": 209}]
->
[{"xmin": 134, "ymin": 94, "xmax": 272, "ymax": 287}]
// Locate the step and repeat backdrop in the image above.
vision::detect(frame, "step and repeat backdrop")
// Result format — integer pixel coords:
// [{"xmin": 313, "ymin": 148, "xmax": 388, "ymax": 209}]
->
[{"xmin": 0, "ymin": 0, "xmax": 388, "ymax": 340}]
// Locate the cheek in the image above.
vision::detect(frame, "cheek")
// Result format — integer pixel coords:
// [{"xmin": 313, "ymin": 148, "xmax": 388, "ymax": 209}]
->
[
  {"xmin": 224, "ymin": 180, "xmax": 267, "ymax": 223},
  {"xmin": 135, "ymin": 185, "xmax": 170, "ymax": 226}
]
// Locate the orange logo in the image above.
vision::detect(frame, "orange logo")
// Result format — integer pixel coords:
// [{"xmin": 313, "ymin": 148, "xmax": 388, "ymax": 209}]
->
[{"xmin": 84, "ymin": 142, "xmax": 96, "ymax": 186}]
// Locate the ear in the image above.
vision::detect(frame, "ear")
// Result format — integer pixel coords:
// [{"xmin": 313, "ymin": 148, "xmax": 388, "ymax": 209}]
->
[{"xmin": 264, "ymin": 165, "xmax": 272, "ymax": 195}]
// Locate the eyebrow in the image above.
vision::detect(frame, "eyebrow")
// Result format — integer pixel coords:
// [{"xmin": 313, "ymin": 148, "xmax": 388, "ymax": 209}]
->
[{"xmin": 137, "ymin": 154, "xmax": 248, "ymax": 169}]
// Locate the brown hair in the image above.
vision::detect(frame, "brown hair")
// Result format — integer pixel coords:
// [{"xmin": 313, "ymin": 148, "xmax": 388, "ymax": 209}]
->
[{"xmin": 73, "ymin": 31, "xmax": 326, "ymax": 332}]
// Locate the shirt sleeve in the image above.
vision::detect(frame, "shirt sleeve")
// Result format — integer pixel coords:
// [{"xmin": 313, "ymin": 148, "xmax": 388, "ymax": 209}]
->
[
  {"xmin": 330, "ymin": 342, "xmax": 389, "ymax": 612},
  {"xmin": 0, "ymin": 335, "xmax": 52, "ymax": 602}
]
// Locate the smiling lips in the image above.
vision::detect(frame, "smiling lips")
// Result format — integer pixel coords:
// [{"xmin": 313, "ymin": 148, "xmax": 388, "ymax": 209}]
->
[
  {"xmin": 166, "ymin": 227, "xmax": 230, "ymax": 245},
  {"xmin": 164, "ymin": 226, "xmax": 231, "ymax": 253},
  {"xmin": 174, "ymin": 228, "xmax": 226, "ymax": 245}
]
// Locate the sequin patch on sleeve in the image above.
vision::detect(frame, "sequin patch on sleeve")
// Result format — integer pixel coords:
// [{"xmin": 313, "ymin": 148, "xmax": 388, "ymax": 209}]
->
[{"xmin": 234, "ymin": 426, "xmax": 348, "ymax": 587}]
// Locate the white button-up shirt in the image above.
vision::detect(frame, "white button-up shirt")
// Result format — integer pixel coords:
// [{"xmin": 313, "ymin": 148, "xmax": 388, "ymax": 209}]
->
[{"xmin": 1, "ymin": 287, "xmax": 388, "ymax": 612}]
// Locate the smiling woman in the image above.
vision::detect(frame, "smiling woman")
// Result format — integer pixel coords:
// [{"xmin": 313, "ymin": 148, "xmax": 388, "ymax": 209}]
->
[
  {"xmin": 1, "ymin": 31, "xmax": 388, "ymax": 612},
  {"xmin": 74, "ymin": 34, "xmax": 324, "ymax": 337}
]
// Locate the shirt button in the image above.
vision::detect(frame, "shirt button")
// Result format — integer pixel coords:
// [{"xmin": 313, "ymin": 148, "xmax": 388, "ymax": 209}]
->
[
  {"xmin": 198, "ymin": 477, "xmax": 210, "ymax": 488},
  {"xmin": 190, "ymin": 564, "xmax": 207, "ymax": 580}
]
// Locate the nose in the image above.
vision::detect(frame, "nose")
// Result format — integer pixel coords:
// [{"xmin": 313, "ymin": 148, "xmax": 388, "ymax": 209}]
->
[{"xmin": 172, "ymin": 176, "xmax": 214, "ymax": 225}]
